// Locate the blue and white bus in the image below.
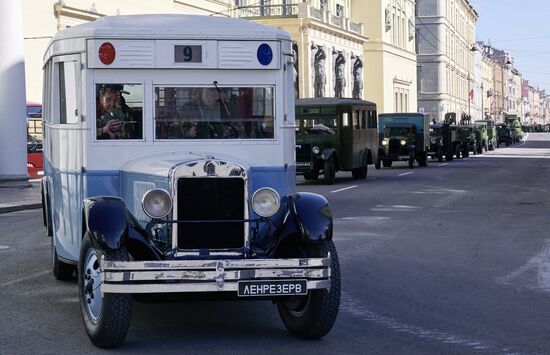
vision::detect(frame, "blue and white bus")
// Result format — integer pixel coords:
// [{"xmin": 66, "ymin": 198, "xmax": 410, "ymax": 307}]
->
[{"xmin": 41, "ymin": 14, "xmax": 340, "ymax": 347}]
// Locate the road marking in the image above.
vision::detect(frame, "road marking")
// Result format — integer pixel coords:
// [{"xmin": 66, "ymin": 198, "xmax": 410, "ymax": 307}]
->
[
  {"xmin": 1, "ymin": 270, "xmax": 50, "ymax": 287},
  {"xmin": 340, "ymin": 292, "xmax": 511, "ymax": 353},
  {"xmin": 398, "ymin": 172, "xmax": 414, "ymax": 176},
  {"xmin": 496, "ymin": 240, "xmax": 550, "ymax": 292},
  {"xmin": 437, "ymin": 163, "xmax": 449, "ymax": 167},
  {"xmin": 471, "ymin": 155, "xmax": 550, "ymax": 159},
  {"xmin": 0, "ymin": 246, "xmax": 9, "ymax": 250},
  {"xmin": 330, "ymin": 185, "xmax": 358, "ymax": 193}
]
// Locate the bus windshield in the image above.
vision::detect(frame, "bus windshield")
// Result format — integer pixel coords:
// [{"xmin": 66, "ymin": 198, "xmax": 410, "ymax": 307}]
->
[{"xmin": 154, "ymin": 86, "xmax": 274, "ymax": 139}]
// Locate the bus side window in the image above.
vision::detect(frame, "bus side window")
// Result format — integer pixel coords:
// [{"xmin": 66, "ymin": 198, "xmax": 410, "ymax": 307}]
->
[
  {"xmin": 361, "ymin": 111, "xmax": 367, "ymax": 129},
  {"xmin": 367, "ymin": 110, "xmax": 377, "ymax": 129},
  {"xmin": 42, "ymin": 61, "xmax": 52, "ymax": 124},
  {"xmin": 53, "ymin": 60, "xmax": 79, "ymax": 125},
  {"xmin": 352, "ymin": 111, "xmax": 360, "ymax": 129},
  {"xmin": 342, "ymin": 112, "xmax": 349, "ymax": 127}
]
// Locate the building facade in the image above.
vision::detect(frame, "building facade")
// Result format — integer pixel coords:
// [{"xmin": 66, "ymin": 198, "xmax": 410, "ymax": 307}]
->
[
  {"xmin": 416, "ymin": 0, "xmax": 478, "ymax": 122},
  {"xmin": 237, "ymin": 0, "xmax": 368, "ymax": 100},
  {"xmin": 352, "ymin": 0, "xmax": 418, "ymax": 113}
]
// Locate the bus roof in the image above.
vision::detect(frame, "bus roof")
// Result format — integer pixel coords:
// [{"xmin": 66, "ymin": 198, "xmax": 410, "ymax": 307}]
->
[
  {"xmin": 295, "ymin": 98, "xmax": 376, "ymax": 108},
  {"xmin": 50, "ymin": 14, "xmax": 291, "ymax": 42}
]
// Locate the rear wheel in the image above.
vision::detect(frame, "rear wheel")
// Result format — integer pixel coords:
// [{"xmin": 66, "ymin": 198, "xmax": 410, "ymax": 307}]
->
[
  {"xmin": 276, "ymin": 240, "xmax": 341, "ymax": 339},
  {"xmin": 375, "ymin": 157, "xmax": 381, "ymax": 170},
  {"xmin": 79, "ymin": 234, "xmax": 132, "ymax": 348},
  {"xmin": 323, "ymin": 160, "xmax": 335, "ymax": 185}
]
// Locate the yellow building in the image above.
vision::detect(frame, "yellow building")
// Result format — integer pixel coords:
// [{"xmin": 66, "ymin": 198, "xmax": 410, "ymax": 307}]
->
[{"xmin": 352, "ymin": 0, "xmax": 417, "ymax": 113}]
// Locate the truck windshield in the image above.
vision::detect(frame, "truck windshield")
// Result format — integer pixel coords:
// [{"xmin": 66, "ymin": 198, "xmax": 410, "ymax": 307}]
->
[
  {"xmin": 384, "ymin": 127, "xmax": 413, "ymax": 136},
  {"xmin": 154, "ymin": 86, "xmax": 274, "ymax": 139},
  {"xmin": 298, "ymin": 117, "xmax": 337, "ymax": 135}
]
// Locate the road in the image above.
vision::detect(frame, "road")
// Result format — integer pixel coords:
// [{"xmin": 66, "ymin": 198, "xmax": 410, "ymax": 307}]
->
[{"xmin": 1, "ymin": 133, "xmax": 550, "ymax": 354}]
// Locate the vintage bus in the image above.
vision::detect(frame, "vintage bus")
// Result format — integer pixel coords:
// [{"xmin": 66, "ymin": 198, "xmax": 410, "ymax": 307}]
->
[
  {"xmin": 295, "ymin": 98, "xmax": 378, "ymax": 184},
  {"xmin": 41, "ymin": 15, "xmax": 340, "ymax": 347}
]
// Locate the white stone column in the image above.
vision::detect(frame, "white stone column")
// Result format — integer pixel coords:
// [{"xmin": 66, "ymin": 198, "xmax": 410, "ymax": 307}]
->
[{"xmin": 0, "ymin": 1, "xmax": 29, "ymax": 186}]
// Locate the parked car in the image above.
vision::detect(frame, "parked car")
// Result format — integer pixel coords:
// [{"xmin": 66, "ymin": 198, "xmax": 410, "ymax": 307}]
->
[
  {"xmin": 295, "ymin": 98, "xmax": 379, "ymax": 184},
  {"xmin": 378, "ymin": 113, "xmax": 430, "ymax": 168}
]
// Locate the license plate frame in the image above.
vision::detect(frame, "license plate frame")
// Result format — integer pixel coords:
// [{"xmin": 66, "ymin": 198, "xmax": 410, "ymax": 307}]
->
[{"xmin": 237, "ymin": 279, "xmax": 308, "ymax": 297}]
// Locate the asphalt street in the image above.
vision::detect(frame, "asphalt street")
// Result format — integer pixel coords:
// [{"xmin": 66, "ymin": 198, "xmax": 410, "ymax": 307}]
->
[{"xmin": 1, "ymin": 133, "xmax": 550, "ymax": 354}]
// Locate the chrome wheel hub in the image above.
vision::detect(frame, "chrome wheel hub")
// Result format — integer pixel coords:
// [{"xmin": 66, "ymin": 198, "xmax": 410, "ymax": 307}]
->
[{"xmin": 83, "ymin": 248, "xmax": 102, "ymax": 323}]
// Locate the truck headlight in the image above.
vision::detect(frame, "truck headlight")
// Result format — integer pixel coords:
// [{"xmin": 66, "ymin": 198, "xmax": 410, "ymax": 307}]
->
[
  {"xmin": 142, "ymin": 189, "xmax": 172, "ymax": 219},
  {"xmin": 312, "ymin": 146, "xmax": 320, "ymax": 155},
  {"xmin": 251, "ymin": 188, "xmax": 280, "ymax": 218},
  {"xmin": 381, "ymin": 139, "xmax": 388, "ymax": 146},
  {"xmin": 400, "ymin": 140, "xmax": 407, "ymax": 145}
]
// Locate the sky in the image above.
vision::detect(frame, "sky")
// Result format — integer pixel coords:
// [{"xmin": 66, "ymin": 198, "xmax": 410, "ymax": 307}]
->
[{"xmin": 470, "ymin": 0, "xmax": 550, "ymax": 92}]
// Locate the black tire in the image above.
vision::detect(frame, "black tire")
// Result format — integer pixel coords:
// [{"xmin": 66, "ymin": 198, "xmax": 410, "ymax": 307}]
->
[
  {"xmin": 408, "ymin": 156, "xmax": 414, "ymax": 169},
  {"xmin": 375, "ymin": 157, "xmax": 381, "ymax": 170},
  {"xmin": 437, "ymin": 150, "xmax": 443, "ymax": 162},
  {"xmin": 323, "ymin": 160, "xmax": 335, "ymax": 185},
  {"xmin": 351, "ymin": 163, "xmax": 367, "ymax": 179},
  {"xmin": 79, "ymin": 234, "xmax": 132, "ymax": 348},
  {"xmin": 456, "ymin": 147, "xmax": 461, "ymax": 159},
  {"xmin": 52, "ymin": 237, "xmax": 75, "ymax": 281},
  {"xmin": 277, "ymin": 240, "xmax": 341, "ymax": 339}
]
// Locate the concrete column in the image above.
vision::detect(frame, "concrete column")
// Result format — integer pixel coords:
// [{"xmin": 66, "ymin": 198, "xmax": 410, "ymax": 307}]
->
[{"xmin": 0, "ymin": 1, "xmax": 29, "ymax": 187}]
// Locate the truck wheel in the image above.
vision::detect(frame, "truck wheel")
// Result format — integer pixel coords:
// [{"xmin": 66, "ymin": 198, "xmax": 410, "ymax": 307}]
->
[
  {"xmin": 456, "ymin": 148, "xmax": 461, "ymax": 159},
  {"xmin": 351, "ymin": 163, "xmax": 367, "ymax": 179},
  {"xmin": 375, "ymin": 157, "xmax": 381, "ymax": 169},
  {"xmin": 277, "ymin": 240, "xmax": 341, "ymax": 339},
  {"xmin": 323, "ymin": 160, "xmax": 335, "ymax": 185},
  {"xmin": 408, "ymin": 156, "xmax": 414, "ymax": 168},
  {"xmin": 52, "ymin": 237, "xmax": 75, "ymax": 281},
  {"xmin": 79, "ymin": 234, "xmax": 132, "ymax": 348}
]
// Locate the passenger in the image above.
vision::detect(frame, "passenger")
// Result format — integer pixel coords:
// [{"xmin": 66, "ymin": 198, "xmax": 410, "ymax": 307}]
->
[{"xmin": 96, "ymin": 84, "xmax": 136, "ymax": 139}]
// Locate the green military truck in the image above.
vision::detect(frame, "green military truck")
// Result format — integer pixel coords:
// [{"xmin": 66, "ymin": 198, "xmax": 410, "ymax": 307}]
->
[
  {"xmin": 457, "ymin": 125, "xmax": 480, "ymax": 157},
  {"xmin": 378, "ymin": 113, "xmax": 430, "ymax": 168},
  {"xmin": 504, "ymin": 114, "xmax": 523, "ymax": 143},
  {"xmin": 428, "ymin": 123, "xmax": 461, "ymax": 161},
  {"xmin": 474, "ymin": 121, "xmax": 489, "ymax": 153},
  {"xmin": 295, "ymin": 98, "xmax": 379, "ymax": 184},
  {"xmin": 476, "ymin": 119, "xmax": 497, "ymax": 150}
]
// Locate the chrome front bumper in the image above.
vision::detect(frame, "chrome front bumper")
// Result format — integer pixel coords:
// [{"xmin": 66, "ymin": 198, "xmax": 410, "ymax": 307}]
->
[{"xmin": 100, "ymin": 257, "xmax": 331, "ymax": 294}]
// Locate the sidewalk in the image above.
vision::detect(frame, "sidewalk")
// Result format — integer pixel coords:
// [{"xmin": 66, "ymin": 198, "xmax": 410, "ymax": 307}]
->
[{"xmin": 0, "ymin": 181, "xmax": 42, "ymax": 214}]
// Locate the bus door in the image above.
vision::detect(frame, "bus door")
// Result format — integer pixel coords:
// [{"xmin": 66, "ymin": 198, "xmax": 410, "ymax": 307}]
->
[{"xmin": 45, "ymin": 54, "xmax": 84, "ymax": 260}]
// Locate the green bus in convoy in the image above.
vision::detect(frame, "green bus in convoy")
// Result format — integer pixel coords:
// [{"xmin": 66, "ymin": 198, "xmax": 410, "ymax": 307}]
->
[{"xmin": 295, "ymin": 98, "xmax": 379, "ymax": 184}]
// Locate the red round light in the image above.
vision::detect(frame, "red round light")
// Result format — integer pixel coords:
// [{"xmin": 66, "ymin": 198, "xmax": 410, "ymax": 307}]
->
[{"xmin": 98, "ymin": 42, "xmax": 116, "ymax": 65}]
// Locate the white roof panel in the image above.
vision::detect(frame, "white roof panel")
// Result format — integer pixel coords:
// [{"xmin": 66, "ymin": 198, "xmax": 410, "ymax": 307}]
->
[{"xmin": 51, "ymin": 14, "xmax": 290, "ymax": 42}]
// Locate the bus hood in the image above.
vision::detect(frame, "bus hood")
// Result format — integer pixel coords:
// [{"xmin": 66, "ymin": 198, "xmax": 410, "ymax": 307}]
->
[{"xmin": 121, "ymin": 151, "xmax": 251, "ymax": 178}]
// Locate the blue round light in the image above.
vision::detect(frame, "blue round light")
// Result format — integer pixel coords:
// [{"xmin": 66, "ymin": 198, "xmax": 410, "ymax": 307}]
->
[{"xmin": 257, "ymin": 43, "xmax": 273, "ymax": 66}]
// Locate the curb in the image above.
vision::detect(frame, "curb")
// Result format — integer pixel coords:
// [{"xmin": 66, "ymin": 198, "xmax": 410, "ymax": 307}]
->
[{"xmin": 0, "ymin": 203, "xmax": 42, "ymax": 215}]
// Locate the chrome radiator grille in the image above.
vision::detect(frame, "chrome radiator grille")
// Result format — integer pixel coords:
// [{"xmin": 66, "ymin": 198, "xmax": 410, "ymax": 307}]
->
[{"xmin": 176, "ymin": 177, "xmax": 245, "ymax": 249}]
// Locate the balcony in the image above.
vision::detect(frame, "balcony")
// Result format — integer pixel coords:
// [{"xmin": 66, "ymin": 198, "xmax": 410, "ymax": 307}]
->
[{"xmin": 234, "ymin": 2, "xmax": 364, "ymax": 36}]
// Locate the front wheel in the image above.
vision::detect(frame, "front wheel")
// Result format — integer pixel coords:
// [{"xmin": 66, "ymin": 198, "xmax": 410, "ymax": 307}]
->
[
  {"xmin": 408, "ymin": 155, "xmax": 415, "ymax": 168},
  {"xmin": 79, "ymin": 234, "xmax": 132, "ymax": 348},
  {"xmin": 277, "ymin": 240, "xmax": 341, "ymax": 339},
  {"xmin": 323, "ymin": 160, "xmax": 336, "ymax": 185}
]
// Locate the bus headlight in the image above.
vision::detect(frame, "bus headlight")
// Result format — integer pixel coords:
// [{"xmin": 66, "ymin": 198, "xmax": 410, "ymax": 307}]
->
[
  {"xmin": 312, "ymin": 146, "xmax": 320, "ymax": 155},
  {"xmin": 400, "ymin": 140, "xmax": 407, "ymax": 145},
  {"xmin": 142, "ymin": 189, "xmax": 172, "ymax": 219},
  {"xmin": 251, "ymin": 188, "xmax": 280, "ymax": 218}
]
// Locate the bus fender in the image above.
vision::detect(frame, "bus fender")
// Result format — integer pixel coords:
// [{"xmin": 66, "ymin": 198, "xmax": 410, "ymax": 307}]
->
[
  {"xmin": 321, "ymin": 148, "xmax": 337, "ymax": 161},
  {"xmin": 260, "ymin": 193, "xmax": 333, "ymax": 257},
  {"xmin": 83, "ymin": 197, "xmax": 128, "ymax": 250}
]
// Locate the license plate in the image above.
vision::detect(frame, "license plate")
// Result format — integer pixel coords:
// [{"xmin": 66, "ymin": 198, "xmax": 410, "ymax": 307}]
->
[{"xmin": 238, "ymin": 280, "xmax": 308, "ymax": 297}]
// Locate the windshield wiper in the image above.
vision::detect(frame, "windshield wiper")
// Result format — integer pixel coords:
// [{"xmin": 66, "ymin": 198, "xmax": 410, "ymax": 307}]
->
[{"xmin": 213, "ymin": 81, "xmax": 231, "ymax": 119}]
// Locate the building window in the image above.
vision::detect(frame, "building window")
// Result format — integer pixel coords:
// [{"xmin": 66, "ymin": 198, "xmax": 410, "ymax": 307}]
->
[
  {"xmin": 320, "ymin": 0, "xmax": 327, "ymax": 10},
  {"xmin": 336, "ymin": 4, "xmax": 344, "ymax": 17}
]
